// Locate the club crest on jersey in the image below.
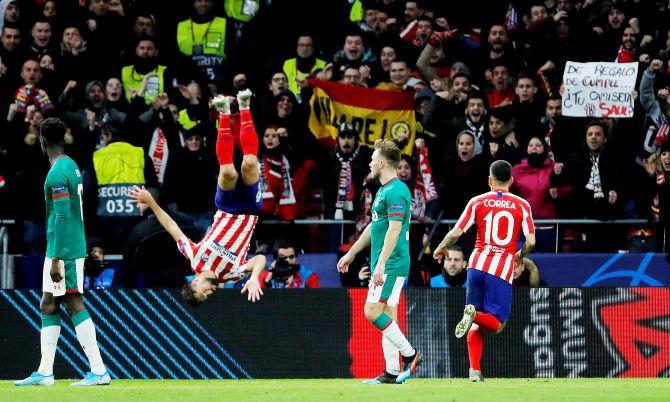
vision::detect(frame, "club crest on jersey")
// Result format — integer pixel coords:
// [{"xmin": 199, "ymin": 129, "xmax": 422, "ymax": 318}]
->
[
  {"xmin": 372, "ymin": 211, "xmax": 379, "ymax": 221},
  {"xmin": 209, "ymin": 240, "xmax": 238, "ymax": 263}
]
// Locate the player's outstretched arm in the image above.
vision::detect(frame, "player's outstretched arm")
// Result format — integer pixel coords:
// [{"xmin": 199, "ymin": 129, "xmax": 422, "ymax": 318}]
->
[
  {"xmin": 337, "ymin": 224, "xmax": 372, "ymax": 273},
  {"xmin": 433, "ymin": 227, "xmax": 464, "ymax": 262},
  {"xmin": 129, "ymin": 185, "xmax": 185, "ymax": 242},
  {"xmin": 515, "ymin": 233, "xmax": 536, "ymax": 267},
  {"xmin": 241, "ymin": 255, "xmax": 265, "ymax": 302}
]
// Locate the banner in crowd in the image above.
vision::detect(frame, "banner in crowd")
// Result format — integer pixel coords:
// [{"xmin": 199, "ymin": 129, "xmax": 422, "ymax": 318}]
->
[
  {"xmin": 1, "ymin": 288, "xmax": 669, "ymax": 379},
  {"xmin": 307, "ymin": 78, "xmax": 416, "ymax": 154},
  {"xmin": 562, "ymin": 61, "xmax": 638, "ymax": 118}
]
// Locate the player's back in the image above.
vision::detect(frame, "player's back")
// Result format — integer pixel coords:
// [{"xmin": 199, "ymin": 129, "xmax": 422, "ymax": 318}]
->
[
  {"xmin": 44, "ymin": 156, "xmax": 86, "ymax": 259},
  {"xmin": 455, "ymin": 190, "xmax": 534, "ymax": 283}
]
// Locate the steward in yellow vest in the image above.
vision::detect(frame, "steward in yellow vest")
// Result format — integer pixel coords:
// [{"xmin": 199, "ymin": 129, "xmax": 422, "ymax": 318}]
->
[
  {"xmin": 121, "ymin": 37, "xmax": 172, "ymax": 105},
  {"xmin": 282, "ymin": 35, "xmax": 326, "ymax": 102},
  {"xmin": 177, "ymin": 0, "xmax": 228, "ymax": 85}
]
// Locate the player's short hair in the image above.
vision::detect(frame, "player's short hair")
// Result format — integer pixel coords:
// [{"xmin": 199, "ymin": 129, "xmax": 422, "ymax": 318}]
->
[
  {"xmin": 39, "ymin": 117, "xmax": 66, "ymax": 146},
  {"xmin": 180, "ymin": 283, "xmax": 200, "ymax": 308},
  {"xmin": 374, "ymin": 139, "xmax": 401, "ymax": 168},
  {"xmin": 490, "ymin": 160, "xmax": 512, "ymax": 183}
]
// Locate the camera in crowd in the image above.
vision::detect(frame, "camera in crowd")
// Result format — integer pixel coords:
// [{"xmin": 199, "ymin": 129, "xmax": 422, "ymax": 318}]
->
[{"xmin": 270, "ymin": 256, "xmax": 300, "ymax": 288}]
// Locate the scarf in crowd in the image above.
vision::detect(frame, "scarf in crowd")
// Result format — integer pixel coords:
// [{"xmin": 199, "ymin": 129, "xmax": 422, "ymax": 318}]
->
[
  {"xmin": 356, "ymin": 176, "xmax": 373, "ymax": 233},
  {"xmin": 586, "ymin": 152, "xmax": 604, "ymax": 199},
  {"xmin": 14, "ymin": 84, "xmax": 54, "ymax": 113},
  {"xmin": 335, "ymin": 146, "xmax": 360, "ymax": 220},
  {"xmin": 148, "ymin": 127, "xmax": 169, "ymax": 185},
  {"xmin": 655, "ymin": 115, "xmax": 670, "ymax": 147},
  {"xmin": 504, "ymin": 3, "xmax": 519, "ymax": 30},
  {"xmin": 465, "ymin": 118, "xmax": 485, "ymax": 156},
  {"xmin": 615, "ymin": 45, "xmax": 635, "ymax": 63},
  {"xmin": 414, "ymin": 146, "xmax": 438, "ymax": 204},
  {"xmin": 259, "ymin": 154, "xmax": 296, "ymax": 205}
]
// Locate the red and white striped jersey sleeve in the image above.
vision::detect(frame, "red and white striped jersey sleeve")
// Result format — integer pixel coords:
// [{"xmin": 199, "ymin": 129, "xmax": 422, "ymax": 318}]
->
[
  {"xmin": 456, "ymin": 196, "xmax": 480, "ymax": 233},
  {"xmin": 520, "ymin": 199, "xmax": 535, "ymax": 237}
]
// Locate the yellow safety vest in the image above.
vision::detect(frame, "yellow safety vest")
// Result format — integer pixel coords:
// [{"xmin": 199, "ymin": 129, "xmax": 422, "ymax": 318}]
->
[
  {"xmin": 283, "ymin": 57, "xmax": 327, "ymax": 97},
  {"xmin": 349, "ymin": 0, "xmax": 363, "ymax": 22},
  {"xmin": 178, "ymin": 109, "xmax": 198, "ymax": 130},
  {"xmin": 224, "ymin": 0, "xmax": 258, "ymax": 22},
  {"xmin": 93, "ymin": 142, "xmax": 145, "ymax": 185},
  {"xmin": 176, "ymin": 17, "xmax": 227, "ymax": 57},
  {"xmin": 121, "ymin": 65, "xmax": 166, "ymax": 105}
]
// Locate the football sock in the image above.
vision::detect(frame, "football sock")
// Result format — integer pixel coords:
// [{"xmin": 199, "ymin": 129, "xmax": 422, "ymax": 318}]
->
[
  {"xmin": 72, "ymin": 309, "xmax": 106, "ymax": 375},
  {"xmin": 382, "ymin": 335, "xmax": 400, "ymax": 376},
  {"xmin": 238, "ymin": 109, "xmax": 258, "ymax": 156},
  {"xmin": 216, "ymin": 114, "xmax": 234, "ymax": 166},
  {"xmin": 37, "ymin": 313, "xmax": 61, "ymax": 376},
  {"xmin": 467, "ymin": 324, "xmax": 484, "ymax": 371},
  {"xmin": 376, "ymin": 316, "xmax": 415, "ymax": 358},
  {"xmin": 474, "ymin": 312, "xmax": 501, "ymax": 333}
]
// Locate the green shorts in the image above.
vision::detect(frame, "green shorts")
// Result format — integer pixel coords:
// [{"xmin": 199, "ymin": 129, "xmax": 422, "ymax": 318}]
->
[
  {"xmin": 42, "ymin": 258, "xmax": 84, "ymax": 296},
  {"xmin": 366, "ymin": 274, "xmax": 405, "ymax": 307}
]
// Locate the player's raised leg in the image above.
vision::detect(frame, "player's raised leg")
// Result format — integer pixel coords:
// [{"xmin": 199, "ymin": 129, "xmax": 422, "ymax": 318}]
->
[
  {"xmin": 236, "ymin": 89, "xmax": 260, "ymax": 186},
  {"xmin": 212, "ymin": 95, "xmax": 238, "ymax": 191},
  {"xmin": 65, "ymin": 293, "xmax": 110, "ymax": 386},
  {"xmin": 14, "ymin": 292, "xmax": 61, "ymax": 386}
]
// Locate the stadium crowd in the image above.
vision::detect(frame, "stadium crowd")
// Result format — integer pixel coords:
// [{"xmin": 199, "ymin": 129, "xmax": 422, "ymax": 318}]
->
[{"xmin": 1, "ymin": 0, "xmax": 670, "ymax": 287}]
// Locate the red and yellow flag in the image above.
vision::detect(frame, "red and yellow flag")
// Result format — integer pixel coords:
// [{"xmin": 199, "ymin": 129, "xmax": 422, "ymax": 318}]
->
[{"xmin": 307, "ymin": 78, "xmax": 416, "ymax": 155}]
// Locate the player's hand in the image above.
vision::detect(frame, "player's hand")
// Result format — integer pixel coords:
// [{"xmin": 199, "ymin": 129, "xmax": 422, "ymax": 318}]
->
[
  {"xmin": 514, "ymin": 252, "xmax": 524, "ymax": 270},
  {"xmin": 241, "ymin": 278, "xmax": 263, "ymax": 302},
  {"xmin": 129, "ymin": 185, "xmax": 154, "ymax": 207},
  {"xmin": 50, "ymin": 258, "xmax": 63, "ymax": 282},
  {"xmin": 372, "ymin": 264, "xmax": 385, "ymax": 287},
  {"xmin": 433, "ymin": 247, "xmax": 447, "ymax": 263},
  {"xmin": 337, "ymin": 252, "xmax": 354, "ymax": 273}
]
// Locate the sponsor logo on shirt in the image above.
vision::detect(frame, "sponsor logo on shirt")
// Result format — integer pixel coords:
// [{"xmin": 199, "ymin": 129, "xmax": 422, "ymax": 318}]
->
[
  {"xmin": 390, "ymin": 204, "xmax": 404, "ymax": 210},
  {"xmin": 372, "ymin": 211, "xmax": 379, "ymax": 222},
  {"xmin": 209, "ymin": 241, "xmax": 238, "ymax": 263}
]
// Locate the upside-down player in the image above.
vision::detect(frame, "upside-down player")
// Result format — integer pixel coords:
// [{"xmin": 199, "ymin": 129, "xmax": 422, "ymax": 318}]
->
[
  {"xmin": 15, "ymin": 118, "xmax": 110, "ymax": 386},
  {"xmin": 433, "ymin": 160, "xmax": 535, "ymax": 382},
  {"xmin": 130, "ymin": 90, "xmax": 265, "ymax": 306},
  {"xmin": 337, "ymin": 139, "xmax": 423, "ymax": 385}
]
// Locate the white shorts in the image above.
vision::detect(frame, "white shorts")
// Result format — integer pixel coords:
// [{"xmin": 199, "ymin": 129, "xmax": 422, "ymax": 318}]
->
[
  {"xmin": 366, "ymin": 274, "xmax": 405, "ymax": 307},
  {"xmin": 42, "ymin": 258, "xmax": 85, "ymax": 297}
]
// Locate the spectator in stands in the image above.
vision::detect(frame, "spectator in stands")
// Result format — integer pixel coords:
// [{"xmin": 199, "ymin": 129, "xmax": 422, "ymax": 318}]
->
[
  {"xmin": 0, "ymin": 24, "xmax": 20, "ymax": 106},
  {"xmin": 104, "ymin": 77, "xmax": 128, "ymax": 113},
  {"xmin": 260, "ymin": 238, "xmax": 320, "ymax": 288},
  {"xmin": 83, "ymin": 237, "xmax": 116, "ymax": 289},
  {"xmin": 0, "ymin": 0, "xmax": 20, "ymax": 28},
  {"xmin": 487, "ymin": 106, "xmax": 523, "ymax": 165},
  {"xmin": 376, "ymin": 58, "xmax": 412, "ymax": 91},
  {"xmin": 7, "ymin": 60, "xmax": 55, "ymax": 122},
  {"xmin": 340, "ymin": 67, "xmax": 363, "ymax": 86},
  {"xmin": 501, "ymin": 72, "xmax": 545, "ymax": 149},
  {"xmin": 430, "ymin": 246, "xmax": 467, "ymax": 288},
  {"xmin": 415, "ymin": 27, "xmax": 454, "ymax": 83},
  {"xmin": 323, "ymin": 121, "xmax": 372, "ymax": 220},
  {"xmin": 332, "ymin": 32, "xmax": 377, "ymax": 81},
  {"xmin": 27, "ymin": 19, "xmax": 56, "ymax": 64},
  {"xmin": 397, "ymin": 153, "xmax": 438, "ymax": 221},
  {"xmin": 437, "ymin": 130, "xmax": 490, "ymax": 218},
  {"xmin": 424, "ymin": 92, "xmax": 488, "ymax": 161},
  {"xmin": 471, "ymin": 24, "xmax": 523, "ymax": 84},
  {"xmin": 58, "ymin": 25, "xmax": 94, "ymax": 90},
  {"xmin": 512, "ymin": 136, "xmax": 567, "ymax": 219},
  {"xmin": 282, "ymin": 34, "xmax": 326, "ymax": 100},
  {"xmin": 428, "ymin": 73, "xmax": 471, "ymax": 116},
  {"xmin": 176, "ymin": 0, "xmax": 228, "ymax": 90},
  {"xmin": 551, "ymin": 120, "xmax": 623, "ymax": 219},
  {"xmin": 512, "ymin": 257, "xmax": 541, "ymax": 287},
  {"xmin": 486, "ymin": 63, "xmax": 515, "ymax": 109}
]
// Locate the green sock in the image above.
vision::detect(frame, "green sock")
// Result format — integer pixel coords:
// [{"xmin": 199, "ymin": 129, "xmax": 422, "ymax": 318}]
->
[
  {"xmin": 71, "ymin": 309, "xmax": 90, "ymax": 327},
  {"xmin": 372, "ymin": 312, "xmax": 392, "ymax": 331}
]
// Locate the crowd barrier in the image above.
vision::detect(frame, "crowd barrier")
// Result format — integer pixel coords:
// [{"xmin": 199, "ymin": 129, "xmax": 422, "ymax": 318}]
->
[{"xmin": 0, "ymin": 288, "xmax": 667, "ymax": 379}]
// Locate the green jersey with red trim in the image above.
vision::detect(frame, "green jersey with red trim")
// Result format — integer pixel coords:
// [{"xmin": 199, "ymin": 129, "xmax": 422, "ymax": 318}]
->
[
  {"xmin": 369, "ymin": 177, "xmax": 411, "ymax": 276},
  {"xmin": 44, "ymin": 156, "xmax": 86, "ymax": 259}
]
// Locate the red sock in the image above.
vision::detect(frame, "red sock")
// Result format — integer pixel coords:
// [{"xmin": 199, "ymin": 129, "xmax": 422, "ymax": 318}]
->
[
  {"xmin": 474, "ymin": 312, "xmax": 500, "ymax": 333},
  {"xmin": 467, "ymin": 326, "xmax": 484, "ymax": 371},
  {"xmin": 238, "ymin": 109, "xmax": 258, "ymax": 156},
  {"xmin": 216, "ymin": 114, "xmax": 234, "ymax": 166}
]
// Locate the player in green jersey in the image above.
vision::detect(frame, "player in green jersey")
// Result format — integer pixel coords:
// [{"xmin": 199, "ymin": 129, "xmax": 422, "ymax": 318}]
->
[
  {"xmin": 337, "ymin": 139, "xmax": 423, "ymax": 385},
  {"xmin": 15, "ymin": 118, "xmax": 110, "ymax": 387}
]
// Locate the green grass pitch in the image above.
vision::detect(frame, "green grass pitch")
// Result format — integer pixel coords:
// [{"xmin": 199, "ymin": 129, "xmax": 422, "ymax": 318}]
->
[{"xmin": 2, "ymin": 379, "xmax": 669, "ymax": 401}]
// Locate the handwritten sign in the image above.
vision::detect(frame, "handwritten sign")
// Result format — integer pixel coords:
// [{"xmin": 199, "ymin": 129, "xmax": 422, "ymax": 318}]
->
[{"xmin": 562, "ymin": 61, "xmax": 638, "ymax": 118}]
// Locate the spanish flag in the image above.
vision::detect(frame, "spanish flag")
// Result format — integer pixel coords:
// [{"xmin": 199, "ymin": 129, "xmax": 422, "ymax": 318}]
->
[{"xmin": 307, "ymin": 78, "xmax": 416, "ymax": 155}]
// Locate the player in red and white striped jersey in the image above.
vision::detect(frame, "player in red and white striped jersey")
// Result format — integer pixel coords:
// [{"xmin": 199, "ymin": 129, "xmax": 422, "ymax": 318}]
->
[
  {"xmin": 130, "ymin": 89, "xmax": 266, "ymax": 306},
  {"xmin": 433, "ymin": 160, "xmax": 536, "ymax": 382}
]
